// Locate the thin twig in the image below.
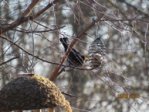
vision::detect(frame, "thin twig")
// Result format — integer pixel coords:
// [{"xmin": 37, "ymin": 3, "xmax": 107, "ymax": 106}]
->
[
  {"xmin": 12, "ymin": 26, "xmax": 65, "ymax": 33},
  {"xmin": 0, "ymin": 35, "xmax": 60, "ymax": 65},
  {"xmin": 0, "ymin": 57, "xmax": 18, "ymax": 66},
  {"xmin": 119, "ymin": 0, "xmax": 149, "ymax": 17}
]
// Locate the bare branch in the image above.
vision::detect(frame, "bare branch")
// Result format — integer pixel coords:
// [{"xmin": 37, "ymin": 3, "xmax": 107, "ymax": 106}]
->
[
  {"xmin": 0, "ymin": 0, "xmax": 60, "ymax": 35},
  {"xmin": 119, "ymin": 0, "xmax": 149, "ymax": 17},
  {"xmin": 0, "ymin": 57, "xmax": 18, "ymax": 66},
  {"xmin": 21, "ymin": 0, "xmax": 40, "ymax": 17},
  {"xmin": 12, "ymin": 26, "xmax": 65, "ymax": 33},
  {"xmin": 0, "ymin": 35, "xmax": 60, "ymax": 65}
]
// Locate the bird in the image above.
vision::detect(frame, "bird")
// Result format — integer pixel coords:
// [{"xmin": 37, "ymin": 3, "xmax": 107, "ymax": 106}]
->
[
  {"xmin": 88, "ymin": 37, "xmax": 106, "ymax": 69},
  {"xmin": 60, "ymin": 37, "xmax": 85, "ymax": 67}
]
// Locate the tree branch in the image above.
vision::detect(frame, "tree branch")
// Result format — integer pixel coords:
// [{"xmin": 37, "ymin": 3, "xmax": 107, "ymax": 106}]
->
[
  {"xmin": 0, "ymin": 35, "xmax": 61, "ymax": 65},
  {"xmin": 0, "ymin": 0, "xmax": 59, "ymax": 35},
  {"xmin": 21, "ymin": 0, "xmax": 40, "ymax": 17},
  {"xmin": 119, "ymin": 0, "xmax": 149, "ymax": 17},
  {"xmin": 0, "ymin": 57, "xmax": 18, "ymax": 66}
]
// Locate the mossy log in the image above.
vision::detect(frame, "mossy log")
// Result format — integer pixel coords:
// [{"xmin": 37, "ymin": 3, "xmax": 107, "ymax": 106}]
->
[{"xmin": 0, "ymin": 75, "xmax": 72, "ymax": 112}]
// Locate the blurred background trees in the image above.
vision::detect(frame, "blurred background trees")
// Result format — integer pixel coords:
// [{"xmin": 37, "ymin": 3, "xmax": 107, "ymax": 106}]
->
[{"xmin": 0, "ymin": 0, "xmax": 149, "ymax": 112}]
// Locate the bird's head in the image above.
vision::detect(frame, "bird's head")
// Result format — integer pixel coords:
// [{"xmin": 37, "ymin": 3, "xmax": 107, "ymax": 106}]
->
[{"xmin": 60, "ymin": 37, "xmax": 69, "ymax": 45}]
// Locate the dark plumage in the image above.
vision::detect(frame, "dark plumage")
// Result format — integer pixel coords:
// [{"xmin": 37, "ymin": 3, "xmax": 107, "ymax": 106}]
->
[{"xmin": 60, "ymin": 37, "xmax": 84, "ymax": 67}]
